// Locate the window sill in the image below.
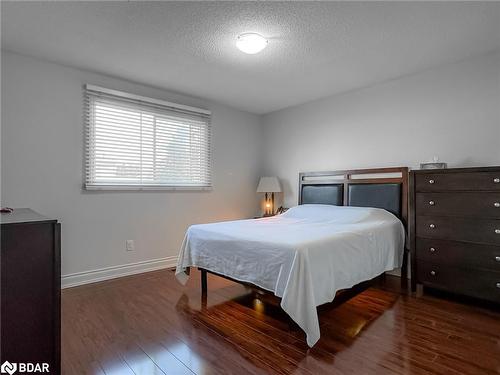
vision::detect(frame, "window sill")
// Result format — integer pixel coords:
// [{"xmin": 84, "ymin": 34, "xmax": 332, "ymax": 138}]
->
[{"xmin": 84, "ymin": 185, "xmax": 212, "ymax": 191}]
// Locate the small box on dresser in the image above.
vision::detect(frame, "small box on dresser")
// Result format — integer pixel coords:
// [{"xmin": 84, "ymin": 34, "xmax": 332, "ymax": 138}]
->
[{"xmin": 409, "ymin": 167, "xmax": 500, "ymax": 303}]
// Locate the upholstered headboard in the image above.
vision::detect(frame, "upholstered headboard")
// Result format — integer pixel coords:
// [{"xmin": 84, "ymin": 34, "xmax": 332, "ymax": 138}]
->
[{"xmin": 298, "ymin": 167, "xmax": 408, "ymax": 224}]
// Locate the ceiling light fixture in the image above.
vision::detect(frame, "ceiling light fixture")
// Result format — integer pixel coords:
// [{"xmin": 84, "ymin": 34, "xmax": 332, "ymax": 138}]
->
[{"xmin": 236, "ymin": 33, "xmax": 268, "ymax": 54}]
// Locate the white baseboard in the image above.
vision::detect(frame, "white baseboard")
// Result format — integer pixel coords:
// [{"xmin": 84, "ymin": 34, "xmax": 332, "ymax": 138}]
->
[{"xmin": 61, "ymin": 256, "xmax": 178, "ymax": 289}]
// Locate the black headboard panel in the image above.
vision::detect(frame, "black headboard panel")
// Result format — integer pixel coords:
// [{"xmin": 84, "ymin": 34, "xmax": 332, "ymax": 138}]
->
[
  {"xmin": 348, "ymin": 183, "xmax": 401, "ymax": 217},
  {"xmin": 301, "ymin": 184, "xmax": 343, "ymax": 206}
]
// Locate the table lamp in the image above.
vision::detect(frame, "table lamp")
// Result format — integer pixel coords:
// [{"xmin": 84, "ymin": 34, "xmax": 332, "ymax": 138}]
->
[{"xmin": 256, "ymin": 177, "xmax": 282, "ymax": 216}]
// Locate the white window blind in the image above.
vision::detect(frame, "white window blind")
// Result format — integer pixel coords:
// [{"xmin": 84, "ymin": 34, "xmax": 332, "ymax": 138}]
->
[{"xmin": 84, "ymin": 85, "xmax": 211, "ymax": 190}]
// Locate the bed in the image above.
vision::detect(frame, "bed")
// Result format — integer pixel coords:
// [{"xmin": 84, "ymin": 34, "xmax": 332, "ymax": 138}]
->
[{"xmin": 176, "ymin": 167, "xmax": 409, "ymax": 347}]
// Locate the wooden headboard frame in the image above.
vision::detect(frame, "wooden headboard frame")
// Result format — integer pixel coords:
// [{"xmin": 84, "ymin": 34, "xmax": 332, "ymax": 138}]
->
[{"xmin": 298, "ymin": 166, "xmax": 409, "ymax": 227}]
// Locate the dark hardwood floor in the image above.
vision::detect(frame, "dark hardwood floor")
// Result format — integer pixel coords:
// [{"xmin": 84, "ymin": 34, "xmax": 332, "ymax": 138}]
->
[{"xmin": 62, "ymin": 269, "xmax": 500, "ymax": 375}]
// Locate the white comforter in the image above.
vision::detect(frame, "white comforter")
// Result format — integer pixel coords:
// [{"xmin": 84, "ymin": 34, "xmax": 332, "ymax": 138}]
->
[{"xmin": 175, "ymin": 204, "xmax": 405, "ymax": 347}]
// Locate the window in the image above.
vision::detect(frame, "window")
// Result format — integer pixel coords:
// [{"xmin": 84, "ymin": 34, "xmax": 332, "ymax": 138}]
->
[{"xmin": 84, "ymin": 85, "xmax": 211, "ymax": 190}]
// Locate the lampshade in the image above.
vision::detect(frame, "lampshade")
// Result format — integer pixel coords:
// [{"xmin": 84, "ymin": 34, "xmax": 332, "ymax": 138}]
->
[{"xmin": 256, "ymin": 177, "xmax": 282, "ymax": 193}]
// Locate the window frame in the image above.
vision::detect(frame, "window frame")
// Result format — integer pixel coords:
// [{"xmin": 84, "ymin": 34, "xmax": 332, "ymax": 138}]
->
[{"xmin": 84, "ymin": 84, "xmax": 212, "ymax": 191}]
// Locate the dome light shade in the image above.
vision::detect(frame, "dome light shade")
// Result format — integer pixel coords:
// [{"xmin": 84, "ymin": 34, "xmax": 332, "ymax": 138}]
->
[{"xmin": 236, "ymin": 33, "xmax": 268, "ymax": 54}]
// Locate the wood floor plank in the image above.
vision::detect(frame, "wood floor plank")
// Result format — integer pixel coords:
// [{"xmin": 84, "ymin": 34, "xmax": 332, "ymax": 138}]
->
[
  {"xmin": 121, "ymin": 280, "xmax": 272, "ymax": 375},
  {"xmin": 61, "ymin": 269, "xmax": 500, "ymax": 375}
]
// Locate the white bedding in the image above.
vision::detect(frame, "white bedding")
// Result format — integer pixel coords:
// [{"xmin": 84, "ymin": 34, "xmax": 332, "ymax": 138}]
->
[{"xmin": 175, "ymin": 204, "xmax": 405, "ymax": 347}]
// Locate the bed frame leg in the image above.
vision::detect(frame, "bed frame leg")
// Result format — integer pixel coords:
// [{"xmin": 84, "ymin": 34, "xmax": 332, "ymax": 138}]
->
[
  {"xmin": 200, "ymin": 268, "xmax": 207, "ymax": 295},
  {"xmin": 400, "ymin": 248, "xmax": 409, "ymax": 289}
]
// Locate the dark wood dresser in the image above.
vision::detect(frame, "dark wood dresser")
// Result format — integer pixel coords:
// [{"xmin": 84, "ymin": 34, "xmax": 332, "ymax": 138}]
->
[
  {"xmin": 410, "ymin": 167, "xmax": 500, "ymax": 303},
  {"xmin": 1, "ymin": 209, "xmax": 61, "ymax": 374}
]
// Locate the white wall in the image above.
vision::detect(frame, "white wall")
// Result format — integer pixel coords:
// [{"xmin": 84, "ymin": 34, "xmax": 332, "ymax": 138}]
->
[
  {"xmin": 262, "ymin": 51, "xmax": 500, "ymax": 208},
  {"xmin": 1, "ymin": 51, "xmax": 263, "ymax": 285},
  {"xmin": 3, "ymin": 49, "xmax": 500, "ymax": 285}
]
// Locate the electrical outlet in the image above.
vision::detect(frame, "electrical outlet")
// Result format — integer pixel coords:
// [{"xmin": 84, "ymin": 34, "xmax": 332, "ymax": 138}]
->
[{"xmin": 126, "ymin": 240, "xmax": 135, "ymax": 251}]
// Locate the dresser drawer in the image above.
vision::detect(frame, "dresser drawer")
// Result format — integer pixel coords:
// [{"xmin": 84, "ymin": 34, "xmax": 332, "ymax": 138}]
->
[
  {"xmin": 416, "ymin": 216, "xmax": 500, "ymax": 245},
  {"xmin": 416, "ymin": 192, "xmax": 500, "ymax": 218},
  {"xmin": 416, "ymin": 238, "xmax": 500, "ymax": 271},
  {"xmin": 417, "ymin": 261, "xmax": 500, "ymax": 302},
  {"xmin": 416, "ymin": 172, "xmax": 500, "ymax": 192}
]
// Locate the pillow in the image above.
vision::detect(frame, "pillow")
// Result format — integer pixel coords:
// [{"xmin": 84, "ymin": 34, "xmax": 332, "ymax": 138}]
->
[
  {"xmin": 281, "ymin": 204, "xmax": 393, "ymax": 223},
  {"xmin": 282, "ymin": 204, "xmax": 348, "ymax": 220}
]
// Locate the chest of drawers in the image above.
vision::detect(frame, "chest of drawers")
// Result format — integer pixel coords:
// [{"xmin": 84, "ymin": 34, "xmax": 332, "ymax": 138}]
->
[
  {"xmin": 1, "ymin": 209, "xmax": 61, "ymax": 373},
  {"xmin": 409, "ymin": 167, "xmax": 500, "ymax": 303}
]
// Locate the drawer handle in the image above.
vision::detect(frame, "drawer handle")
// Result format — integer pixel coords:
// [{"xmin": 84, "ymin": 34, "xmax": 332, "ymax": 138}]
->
[
  {"xmin": 496, "ymin": 282, "xmax": 500, "ymax": 289},
  {"xmin": 495, "ymin": 202, "xmax": 500, "ymax": 208},
  {"xmin": 494, "ymin": 178, "xmax": 500, "ymax": 183},
  {"xmin": 496, "ymin": 229, "xmax": 500, "ymax": 234},
  {"xmin": 430, "ymin": 270, "xmax": 436, "ymax": 276},
  {"xmin": 429, "ymin": 200, "xmax": 435, "ymax": 206},
  {"xmin": 429, "ymin": 224, "xmax": 436, "ymax": 229},
  {"xmin": 430, "ymin": 247, "xmax": 436, "ymax": 253},
  {"xmin": 429, "ymin": 179, "xmax": 435, "ymax": 184},
  {"xmin": 495, "ymin": 256, "xmax": 500, "ymax": 262}
]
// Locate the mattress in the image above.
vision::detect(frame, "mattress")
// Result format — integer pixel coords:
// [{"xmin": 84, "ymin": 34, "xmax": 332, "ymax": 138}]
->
[{"xmin": 175, "ymin": 204, "xmax": 405, "ymax": 347}]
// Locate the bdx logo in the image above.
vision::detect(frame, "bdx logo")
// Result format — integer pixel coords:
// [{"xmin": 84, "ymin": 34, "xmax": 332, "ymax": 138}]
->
[{"xmin": 1, "ymin": 361, "xmax": 49, "ymax": 374}]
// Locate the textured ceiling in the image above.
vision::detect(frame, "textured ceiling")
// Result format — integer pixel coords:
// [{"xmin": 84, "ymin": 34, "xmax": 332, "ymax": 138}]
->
[{"xmin": 2, "ymin": 1, "xmax": 500, "ymax": 114}]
